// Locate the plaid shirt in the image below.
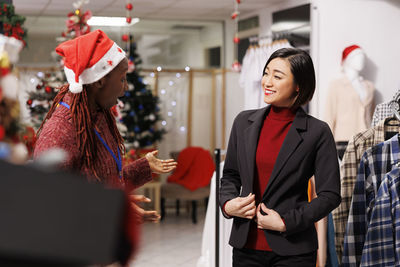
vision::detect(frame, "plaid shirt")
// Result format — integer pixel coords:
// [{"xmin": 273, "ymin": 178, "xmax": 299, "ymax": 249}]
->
[
  {"xmin": 372, "ymin": 89, "xmax": 400, "ymax": 127},
  {"xmin": 332, "ymin": 119, "xmax": 400, "ymax": 263},
  {"xmin": 371, "ymin": 102, "xmax": 392, "ymax": 127},
  {"xmin": 342, "ymin": 134, "xmax": 400, "ymax": 266},
  {"xmin": 360, "ymin": 166, "xmax": 400, "ymax": 267}
]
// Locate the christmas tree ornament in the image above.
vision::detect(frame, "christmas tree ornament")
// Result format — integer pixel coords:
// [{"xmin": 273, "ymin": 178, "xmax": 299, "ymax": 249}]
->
[
  {"xmin": 45, "ymin": 86, "xmax": 52, "ymax": 93},
  {"xmin": 231, "ymin": 11, "xmax": 239, "ymax": 20},
  {"xmin": 0, "ymin": 3, "xmax": 27, "ymax": 47},
  {"xmin": 26, "ymin": 99, "xmax": 32, "ymax": 106},
  {"xmin": 125, "ymin": 1, "xmax": 133, "ymax": 25},
  {"xmin": 62, "ymin": 0, "xmax": 92, "ymax": 40},
  {"xmin": 128, "ymin": 59, "xmax": 135, "ymax": 73},
  {"xmin": 122, "ymin": 34, "xmax": 129, "ymax": 42},
  {"xmin": 231, "ymin": 0, "xmax": 241, "ymax": 70},
  {"xmin": 126, "ymin": 3, "xmax": 133, "ymax": 10},
  {"xmin": 232, "ymin": 60, "xmax": 242, "ymax": 72}
]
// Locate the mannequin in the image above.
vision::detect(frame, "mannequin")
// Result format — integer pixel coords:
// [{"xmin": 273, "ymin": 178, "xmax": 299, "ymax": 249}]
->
[
  {"xmin": 342, "ymin": 47, "xmax": 367, "ymax": 102},
  {"xmin": 324, "ymin": 44, "xmax": 375, "ymax": 143}
]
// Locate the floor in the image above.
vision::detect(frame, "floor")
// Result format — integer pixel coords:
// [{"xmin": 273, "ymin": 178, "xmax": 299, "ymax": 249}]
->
[{"xmin": 129, "ymin": 210, "xmax": 205, "ymax": 267}]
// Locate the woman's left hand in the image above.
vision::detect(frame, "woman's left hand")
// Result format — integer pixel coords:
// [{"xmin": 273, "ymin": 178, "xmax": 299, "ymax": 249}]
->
[
  {"xmin": 255, "ymin": 203, "xmax": 286, "ymax": 232},
  {"xmin": 145, "ymin": 150, "xmax": 177, "ymax": 174}
]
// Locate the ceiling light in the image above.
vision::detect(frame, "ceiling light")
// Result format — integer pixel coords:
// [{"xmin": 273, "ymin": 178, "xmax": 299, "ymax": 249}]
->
[{"xmin": 87, "ymin": 16, "xmax": 140, "ymax": 27}]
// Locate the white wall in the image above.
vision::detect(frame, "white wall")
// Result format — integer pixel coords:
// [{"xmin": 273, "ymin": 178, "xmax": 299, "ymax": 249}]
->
[{"xmin": 310, "ymin": 0, "xmax": 400, "ymax": 118}]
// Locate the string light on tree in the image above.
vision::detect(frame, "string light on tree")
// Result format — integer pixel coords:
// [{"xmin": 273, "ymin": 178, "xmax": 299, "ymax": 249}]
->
[{"xmin": 119, "ymin": 34, "xmax": 165, "ymax": 150}]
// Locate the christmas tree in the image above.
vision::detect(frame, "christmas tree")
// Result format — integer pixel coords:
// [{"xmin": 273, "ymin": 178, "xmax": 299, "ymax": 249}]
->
[
  {"xmin": 119, "ymin": 35, "xmax": 165, "ymax": 149},
  {"xmin": 26, "ymin": 70, "xmax": 65, "ymax": 129},
  {"xmin": 27, "ymin": 0, "xmax": 91, "ymax": 129},
  {"xmin": 0, "ymin": 2, "xmax": 28, "ymax": 47}
]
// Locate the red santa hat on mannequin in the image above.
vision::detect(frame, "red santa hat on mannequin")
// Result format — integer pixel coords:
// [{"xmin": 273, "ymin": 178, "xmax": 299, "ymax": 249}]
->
[
  {"xmin": 341, "ymin": 44, "xmax": 362, "ymax": 64},
  {"xmin": 55, "ymin": 29, "xmax": 126, "ymax": 93}
]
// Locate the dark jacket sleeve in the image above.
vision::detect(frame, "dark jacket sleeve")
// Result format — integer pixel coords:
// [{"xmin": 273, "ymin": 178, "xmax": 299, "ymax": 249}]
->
[
  {"xmin": 281, "ymin": 122, "xmax": 341, "ymax": 236},
  {"xmin": 219, "ymin": 114, "xmax": 243, "ymax": 219}
]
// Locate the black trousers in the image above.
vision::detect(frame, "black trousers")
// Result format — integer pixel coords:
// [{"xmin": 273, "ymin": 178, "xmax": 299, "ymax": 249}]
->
[{"xmin": 233, "ymin": 247, "xmax": 317, "ymax": 267}]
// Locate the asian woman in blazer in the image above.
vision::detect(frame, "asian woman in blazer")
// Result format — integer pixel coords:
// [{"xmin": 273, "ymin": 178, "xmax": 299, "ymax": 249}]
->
[{"xmin": 220, "ymin": 48, "xmax": 341, "ymax": 266}]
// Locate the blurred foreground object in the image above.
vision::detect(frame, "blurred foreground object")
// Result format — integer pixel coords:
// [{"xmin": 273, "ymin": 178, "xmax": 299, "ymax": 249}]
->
[{"xmin": 0, "ymin": 160, "xmax": 135, "ymax": 266}]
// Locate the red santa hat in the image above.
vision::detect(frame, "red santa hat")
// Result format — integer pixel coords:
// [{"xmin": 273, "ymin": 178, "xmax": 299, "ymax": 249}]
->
[
  {"xmin": 55, "ymin": 29, "xmax": 126, "ymax": 93},
  {"xmin": 341, "ymin": 44, "xmax": 362, "ymax": 64}
]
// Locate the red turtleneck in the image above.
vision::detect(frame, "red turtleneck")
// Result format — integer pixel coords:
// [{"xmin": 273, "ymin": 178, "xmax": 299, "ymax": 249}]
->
[{"xmin": 245, "ymin": 105, "xmax": 296, "ymax": 251}]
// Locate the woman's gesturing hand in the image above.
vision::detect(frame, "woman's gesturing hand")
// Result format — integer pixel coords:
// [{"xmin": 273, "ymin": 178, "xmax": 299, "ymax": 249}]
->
[
  {"xmin": 255, "ymin": 203, "xmax": 286, "ymax": 232},
  {"xmin": 224, "ymin": 193, "xmax": 256, "ymax": 219},
  {"xmin": 145, "ymin": 150, "xmax": 177, "ymax": 174},
  {"xmin": 129, "ymin": 195, "xmax": 161, "ymax": 223}
]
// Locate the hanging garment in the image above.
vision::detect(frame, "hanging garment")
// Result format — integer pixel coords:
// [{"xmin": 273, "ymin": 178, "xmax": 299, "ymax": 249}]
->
[
  {"xmin": 240, "ymin": 40, "xmax": 292, "ymax": 110},
  {"xmin": 360, "ymin": 166, "xmax": 400, "ymax": 267},
  {"xmin": 342, "ymin": 134, "xmax": 400, "ymax": 266},
  {"xmin": 332, "ymin": 118, "xmax": 400, "ymax": 263},
  {"xmin": 335, "ymin": 141, "xmax": 348, "ymax": 161},
  {"xmin": 324, "ymin": 75, "xmax": 375, "ymax": 142},
  {"xmin": 197, "ymin": 162, "xmax": 233, "ymax": 267},
  {"xmin": 326, "ymin": 213, "xmax": 339, "ymax": 267},
  {"xmin": 371, "ymin": 102, "xmax": 392, "ymax": 127},
  {"xmin": 371, "ymin": 88, "xmax": 400, "ymax": 127}
]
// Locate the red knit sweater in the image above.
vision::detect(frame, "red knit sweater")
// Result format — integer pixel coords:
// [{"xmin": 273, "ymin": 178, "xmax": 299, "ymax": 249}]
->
[
  {"xmin": 34, "ymin": 93, "xmax": 152, "ymax": 190},
  {"xmin": 245, "ymin": 105, "xmax": 295, "ymax": 251}
]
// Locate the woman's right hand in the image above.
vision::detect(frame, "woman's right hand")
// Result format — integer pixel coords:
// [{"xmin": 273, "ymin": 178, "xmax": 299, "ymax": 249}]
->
[{"xmin": 224, "ymin": 193, "xmax": 256, "ymax": 219}]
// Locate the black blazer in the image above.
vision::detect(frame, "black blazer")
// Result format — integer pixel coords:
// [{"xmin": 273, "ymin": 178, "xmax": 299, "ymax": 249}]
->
[{"xmin": 220, "ymin": 106, "xmax": 341, "ymax": 256}]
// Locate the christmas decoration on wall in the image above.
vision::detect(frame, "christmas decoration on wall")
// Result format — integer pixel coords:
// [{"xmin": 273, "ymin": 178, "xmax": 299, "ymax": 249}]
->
[
  {"xmin": 0, "ymin": 3, "xmax": 28, "ymax": 47},
  {"xmin": 119, "ymin": 35, "xmax": 165, "ymax": 149},
  {"xmin": 125, "ymin": 1, "xmax": 133, "ymax": 24},
  {"xmin": 27, "ymin": 70, "xmax": 65, "ymax": 129},
  {"xmin": 60, "ymin": 0, "xmax": 92, "ymax": 41},
  {"xmin": 231, "ymin": 0, "xmax": 241, "ymax": 72}
]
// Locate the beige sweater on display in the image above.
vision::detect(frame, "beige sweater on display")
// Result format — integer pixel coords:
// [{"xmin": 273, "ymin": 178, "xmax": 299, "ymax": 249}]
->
[{"xmin": 324, "ymin": 75, "xmax": 375, "ymax": 142}]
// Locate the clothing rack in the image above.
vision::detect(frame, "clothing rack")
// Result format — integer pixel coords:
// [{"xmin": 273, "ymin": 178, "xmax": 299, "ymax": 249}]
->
[{"xmin": 248, "ymin": 23, "xmax": 310, "ymax": 48}]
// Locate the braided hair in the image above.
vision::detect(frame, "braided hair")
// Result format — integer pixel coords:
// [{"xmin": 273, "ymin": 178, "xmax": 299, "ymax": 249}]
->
[{"xmin": 37, "ymin": 84, "xmax": 125, "ymax": 181}]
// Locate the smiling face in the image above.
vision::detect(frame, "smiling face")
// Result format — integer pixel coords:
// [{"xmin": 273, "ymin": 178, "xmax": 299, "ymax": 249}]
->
[
  {"xmin": 262, "ymin": 58, "xmax": 299, "ymax": 108},
  {"xmin": 95, "ymin": 57, "xmax": 129, "ymax": 109}
]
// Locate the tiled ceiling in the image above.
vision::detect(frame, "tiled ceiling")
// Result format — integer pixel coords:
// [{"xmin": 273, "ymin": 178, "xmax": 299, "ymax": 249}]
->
[{"xmin": 13, "ymin": 0, "xmax": 281, "ymax": 21}]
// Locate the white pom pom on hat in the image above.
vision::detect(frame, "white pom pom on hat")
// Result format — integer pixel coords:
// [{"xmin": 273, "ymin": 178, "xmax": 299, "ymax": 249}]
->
[
  {"xmin": 69, "ymin": 83, "xmax": 83, "ymax": 94},
  {"xmin": 55, "ymin": 29, "xmax": 126, "ymax": 94}
]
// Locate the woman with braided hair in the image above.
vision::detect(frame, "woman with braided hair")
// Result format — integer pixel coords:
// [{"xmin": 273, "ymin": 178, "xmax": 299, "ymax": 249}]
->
[{"xmin": 34, "ymin": 30, "xmax": 177, "ymax": 222}]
